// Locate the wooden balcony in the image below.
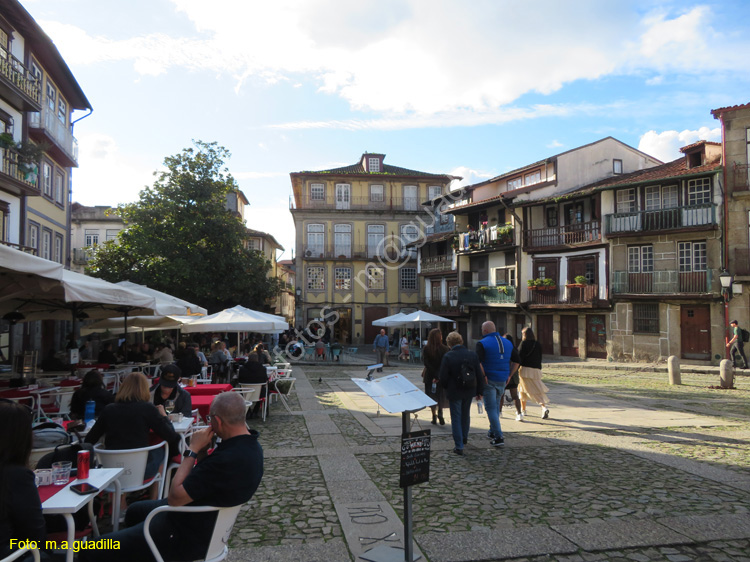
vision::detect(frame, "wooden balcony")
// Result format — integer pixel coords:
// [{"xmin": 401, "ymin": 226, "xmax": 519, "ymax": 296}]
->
[
  {"xmin": 420, "ymin": 255, "xmax": 454, "ymax": 274},
  {"xmin": 0, "ymin": 48, "xmax": 41, "ymax": 111},
  {"xmin": 525, "ymin": 284, "xmax": 604, "ymax": 308},
  {"xmin": 523, "ymin": 220, "xmax": 600, "ymax": 251},
  {"xmin": 0, "ymin": 149, "xmax": 39, "ymax": 196},
  {"xmin": 456, "ymin": 227, "xmax": 514, "ymax": 254},
  {"xmin": 611, "ymin": 270, "xmax": 714, "ymax": 295},
  {"xmin": 458, "ymin": 285, "xmax": 516, "ymax": 306},
  {"xmin": 605, "ymin": 204, "xmax": 717, "ymax": 236},
  {"xmin": 421, "ymin": 299, "xmax": 462, "ymax": 316}
]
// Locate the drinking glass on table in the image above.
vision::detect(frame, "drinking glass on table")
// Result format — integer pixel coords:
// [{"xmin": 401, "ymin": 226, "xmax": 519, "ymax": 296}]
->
[
  {"xmin": 52, "ymin": 461, "xmax": 72, "ymax": 485},
  {"xmin": 165, "ymin": 400, "xmax": 175, "ymax": 415}
]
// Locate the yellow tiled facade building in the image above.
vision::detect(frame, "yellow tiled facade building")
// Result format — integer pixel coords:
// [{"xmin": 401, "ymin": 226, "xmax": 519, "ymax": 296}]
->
[{"xmin": 290, "ymin": 153, "xmax": 456, "ymax": 344}]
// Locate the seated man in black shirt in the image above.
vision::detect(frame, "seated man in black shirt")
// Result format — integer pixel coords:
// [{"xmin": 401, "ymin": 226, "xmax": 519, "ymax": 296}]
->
[
  {"xmin": 79, "ymin": 391, "xmax": 264, "ymax": 562},
  {"xmin": 150, "ymin": 364, "xmax": 193, "ymax": 417}
]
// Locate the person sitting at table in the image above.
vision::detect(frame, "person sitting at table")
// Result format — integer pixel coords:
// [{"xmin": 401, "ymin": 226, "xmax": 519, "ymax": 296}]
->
[
  {"xmin": 150, "ymin": 364, "xmax": 193, "ymax": 418},
  {"xmin": 253, "ymin": 343, "xmax": 272, "ymax": 365},
  {"xmin": 0, "ymin": 400, "xmax": 47, "ymax": 560},
  {"xmin": 193, "ymin": 344, "xmax": 208, "ymax": 367},
  {"xmin": 315, "ymin": 338, "xmax": 326, "ymax": 360},
  {"xmin": 237, "ymin": 354, "xmax": 269, "ymax": 419},
  {"xmin": 209, "ymin": 342, "xmax": 229, "ymax": 383},
  {"xmin": 85, "ymin": 372, "xmax": 180, "ymax": 487},
  {"xmin": 330, "ymin": 339, "xmax": 342, "ymax": 361},
  {"xmin": 128, "ymin": 343, "xmax": 147, "ymax": 363},
  {"xmin": 39, "ymin": 348, "xmax": 67, "ymax": 372},
  {"xmin": 176, "ymin": 346, "xmax": 202, "ymax": 380},
  {"xmin": 97, "ymin": 342, "xmax": 118, "ymax": 365},
  {"xmin": 70, "ymin": 370, "xmax": 114, "ymax": 419},
  {"xmin": 152, "ymin": 343, "xmax": 174, "ymax": 365},
  {"xmin": 79, "ymin": 391, "xmax": 264, "ymax": 562}
]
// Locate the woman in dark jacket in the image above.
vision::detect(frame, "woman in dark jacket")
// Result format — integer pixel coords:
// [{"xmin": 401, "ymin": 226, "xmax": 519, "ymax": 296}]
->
[
  {"xmin": 517, "ymin": 327, "xmax": 550, "ymax": 419},
  {"xmin": 70, "ymin": 370, "xmax": 114, "ymax": 419},
  {"xmin": 422, "ymin": 328, "xmax": 449, "ymax": 425},
  {"xmin": 176, "ymin": 346, "xmax": 202, "ymax": 379}
]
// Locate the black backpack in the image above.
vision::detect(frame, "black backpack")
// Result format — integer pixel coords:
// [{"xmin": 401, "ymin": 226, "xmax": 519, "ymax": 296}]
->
[
  {"xmin": 742, "ymin": 328, "xmax": 750, "ymax": 343},
  {"xmin": 458, "ymin": 359, "xmax": 477, "ymax": 388}
]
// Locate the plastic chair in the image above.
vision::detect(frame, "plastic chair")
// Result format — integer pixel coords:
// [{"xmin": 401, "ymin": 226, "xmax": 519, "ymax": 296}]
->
[
  {"xmin": 303, "ymin": 347, "xmax": 315, "ymax": 360},
  {"xmin": 410, "ymin": 347, "xmax": 422, "ymax": 364},
  {"xmin": 330, "ymin": 347, "xmax": 342, "ymax": 362},
  {"xmin": 270, "ymin": 378, "xmax": 296, "ymax": 414},
  {"xmin": 231, "ymin": 386, "xmax": 256, "ymax": 418},
  {"xmin": 144, "ymin": 504, "xmax": 242, "ymax": 562},
  {"xmin": 94, "ymin": 441, "xmax": 169, "ymax": 523},
  {"xmin": 1, "ymin": 546, "xmax": 40, "ymax": 562},
  {"xmin": 239, "ymin": 383, "xmax": 267, "ymax": 421},
  {"xmin": 34, "ymin": 387, "xmax": 75, "ymax": 420}
]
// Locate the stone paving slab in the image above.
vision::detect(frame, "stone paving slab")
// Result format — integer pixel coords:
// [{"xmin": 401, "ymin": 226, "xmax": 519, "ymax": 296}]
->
[
  {"xmin": 658, "ymin": 513, "xmax": 750, "ymax": 542},
  {"xmin": 417, "ymin": 527, "xmax": 577, "ymax": 562},
  {"xmin": 227, "ymin": 540, "xmax": 351, "ymax": 561},
  {"xmin": 328, "ymin": 480, "xmax": 386, "ymax": 504},
  {"xmin": 318, "ymin": 452, "xmax": 372, "ymax": 482},
  {"xmin": 550, "ymin": 519, "xmax": 690, "ymax": 551}
]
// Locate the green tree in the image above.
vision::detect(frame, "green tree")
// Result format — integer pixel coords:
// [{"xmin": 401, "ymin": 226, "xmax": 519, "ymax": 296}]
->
[{"xmin": 89, "ymin": 141, "xmax": 279, "ymax": 312}]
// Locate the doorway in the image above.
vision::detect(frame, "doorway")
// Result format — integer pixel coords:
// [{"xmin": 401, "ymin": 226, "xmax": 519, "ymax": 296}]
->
[
  {"xmin": 536, "ymin": 315, "xmax": 554, "ymax": 356},
  {"xmin": 364, "ymin": 306, "xmax": 388, "ymax": 344},
  {"xmin": 560, "ymin": 315, "xmax": 579, "ymax": 357},
  {"xmin": 680, "ymin": 305, "xmax": 710, "ymax": 360},
  {"xmin": 585, "ymin": 314, "xmax": 607, "ymax": 358}
]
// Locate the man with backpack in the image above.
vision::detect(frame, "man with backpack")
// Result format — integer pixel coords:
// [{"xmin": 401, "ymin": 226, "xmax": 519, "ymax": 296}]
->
[
  {"xmin": 727, "ymin": 319, "xmax": 748, "ymax": 369},
  {"xmin": 438, "ymin": 331, "xmax": 484, "ymax": 456},
  {"xmin": 476, "ymin": 322, "xmax": 519, "ymax": 447}
]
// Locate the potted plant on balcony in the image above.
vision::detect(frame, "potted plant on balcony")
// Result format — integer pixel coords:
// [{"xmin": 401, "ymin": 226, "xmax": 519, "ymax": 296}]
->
[
  {"xmin": 497, "ymin": 285, "xmax": 509, "ymax": 295},
  {"xmin": 458, "ymin": 286, "xmax": 469, "ymax": 293},
  {"xmin": 536, "ymin": 278, "xmax": 556, "ymax": 290},
  {"xmin": 566, "ymin": 275, "xmax": 588, "ymax": 288},
  {"xmin": 527, "ymin": 279, "xmax": 537, "ymax": 290},
  {"xmin": 497, "ymin": 223, "xmax": 513, "ymax": 244},
  {"xmin": 476, "ymin": 285, "xmax": 492, "ymax": 294}
]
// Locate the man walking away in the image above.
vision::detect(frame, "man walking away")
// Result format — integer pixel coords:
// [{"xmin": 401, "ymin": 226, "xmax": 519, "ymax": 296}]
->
[
  {"xmin": 372, "ymin": 329, "xmax": 390, "ymax": 372},
  {"xmin": 727, "ymin": 319, "xmax": 748, "ymax": 369},
  {"xmin": 439, "ymin": 332, "xmax": 484, "ymax": 456},
  {"xmin": 476, "ymin": 322, "xmax": 518, "ymax": 447}
]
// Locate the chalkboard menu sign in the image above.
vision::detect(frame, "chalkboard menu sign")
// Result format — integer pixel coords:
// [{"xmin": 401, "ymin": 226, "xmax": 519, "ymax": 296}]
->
[{"xmin": 400, "ymin": 429, "xmax": 431, "ymax": 488}]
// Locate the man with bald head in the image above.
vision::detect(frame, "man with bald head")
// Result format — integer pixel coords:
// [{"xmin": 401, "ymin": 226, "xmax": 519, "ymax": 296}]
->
[{"xmin": 476, "ymin": 321, "xmax": 518, "ymax": 447}]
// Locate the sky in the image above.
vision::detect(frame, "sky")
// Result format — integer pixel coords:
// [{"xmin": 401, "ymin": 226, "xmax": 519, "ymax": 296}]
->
[{"xmin": 21, "ymin": 0, "xmax": 750, "ymax": 258}]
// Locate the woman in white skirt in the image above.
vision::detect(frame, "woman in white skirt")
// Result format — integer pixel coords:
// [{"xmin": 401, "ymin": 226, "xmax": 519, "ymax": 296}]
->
[{"xmin": 517, "ymin": 327, "xmax": 550, "ymax": 419}]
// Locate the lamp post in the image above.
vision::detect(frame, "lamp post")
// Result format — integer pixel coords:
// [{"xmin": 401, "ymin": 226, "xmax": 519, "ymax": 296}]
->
[{"xmin": 720, "ymin": 269, "xmax": 733, "ymax": 358}]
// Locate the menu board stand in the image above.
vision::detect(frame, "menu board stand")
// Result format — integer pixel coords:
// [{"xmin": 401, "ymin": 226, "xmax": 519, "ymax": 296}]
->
[{"xmin": 352, "ymin": 373, "xmax": 436, "ymax": 562}]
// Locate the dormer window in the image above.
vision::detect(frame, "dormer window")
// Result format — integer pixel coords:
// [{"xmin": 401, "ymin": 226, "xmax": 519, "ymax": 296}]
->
[
  {"xmin": 687, "ymin": 152, "xmax": 702, "ymax": 168},
  {"xmin": 368, "ymin": 157, "xmax": 380, "ymax": 172}
]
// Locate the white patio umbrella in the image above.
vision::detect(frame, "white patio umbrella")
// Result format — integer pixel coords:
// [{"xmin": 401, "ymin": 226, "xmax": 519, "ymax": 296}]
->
[
  {"xmin": 395, "ymin": 310, "xmax": 455, "ymax": 343},
  {"xmin": 372, "ymin": 312, "xmax": 410, "ymax": 327},
  {"xmin": 115, "ymin": 281, "xmax": 207, "ymax": 316},
  {"xmin": 181, "ymin": 305, "xmax": 288, "ymax": 334},
  {"xmin": 80, "ymin": 315, "xmax": 198, "ymax": 336}
]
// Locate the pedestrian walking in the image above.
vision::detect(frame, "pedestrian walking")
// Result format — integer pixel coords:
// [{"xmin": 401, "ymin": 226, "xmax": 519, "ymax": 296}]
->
[
  {"xmin": 727, "ymin": 320, "xmax": 748, "ymax": 369},
  {"xmin": 499, "ymin": 334, "xmax": 524, "ymax": 421},
  {"xmin": 438, "ymin": 331, "xmax": 484, "ymax": 456},
  {"xmin": 372, "ymin": 329, "xmax": 390, "ymax": 372},
  {"xmin": 422, "ymin": 328, "xmax": 448, "ymax": 426},
  {"xmin": 517, "ymin": 327, "xmax": 550, "ymax": 419}
]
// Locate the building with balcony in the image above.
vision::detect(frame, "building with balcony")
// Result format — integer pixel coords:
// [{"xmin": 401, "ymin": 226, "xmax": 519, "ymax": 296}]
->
[
  {"xmin": 69, "ymin": 204, "xmax": 124, "ymax": 273},
  {"xmin": 290, "ymin": 152, "xmax": 457, "ymax": 344}
]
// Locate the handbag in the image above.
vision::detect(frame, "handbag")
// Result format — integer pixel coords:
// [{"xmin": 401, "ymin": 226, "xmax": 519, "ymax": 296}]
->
[{"xmin": 36, "ymin": 426, "xmax": 98, "ymax": 469}]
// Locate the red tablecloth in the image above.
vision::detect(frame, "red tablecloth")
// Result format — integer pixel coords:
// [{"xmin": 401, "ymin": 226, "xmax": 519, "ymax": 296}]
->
[
  {"xmin": 37, "ymin": 477, "xmax": 73, "ymax": 502},
  {"xmin": 184, "ymin": 384, "xmax": 232, "ymax": 396},
  {"xmin": 191, "ymin": 395, "xmax": 216, "ymax": 419}
]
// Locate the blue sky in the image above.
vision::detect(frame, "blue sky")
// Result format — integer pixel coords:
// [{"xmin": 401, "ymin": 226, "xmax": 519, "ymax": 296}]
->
[{"xmin": 22, "ymin": 0, "xmax": 750, "ymax": 257}]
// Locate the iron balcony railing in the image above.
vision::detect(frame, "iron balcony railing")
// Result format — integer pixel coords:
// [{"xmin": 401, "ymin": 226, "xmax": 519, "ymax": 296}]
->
[
  {"xmin": 0, "ymin": 48, "xmax": 41, "ymax": 105},
  {"xmin": 456, "ymin": 226, "xmax": 514, "ymax": 253},
  {"xmin": 0, "ymin": 148, "xmax": 38, "ymax": 189},
  {"xmin": 605, "ymin": 204, "xmax": 717, "ymax": 235},
  {"xmin": 28, "ymin": 106, "xmax": 79, "ymax": 164},
  {"xmin": 524, "ymin": 284, "xmax": 600, "ymax": 305},
  {"xmin": 302, "ymin": 244, "xmax": 417, "ymax": 261},
  {"xmin": 421, "ymin": 298, "xmax": 461, "ymax": 314},
  {"xmin": 611, "ymin": 269, "xmax": 714, "ymax": 294},
  {"xmin": 523, "ymin": 220, "xmax": 600, "ymax": 250},
  {"xmin": 458, "ymin": 285, "xmax": 516, "ymax": 305},
  {"xmin": 294, "ymin": 196, "xmax": 422, "ymax": 211},
  {"xmin": 420, "ymin": 254, "xmax": 454, "ymax": 273},
  {"xmin": 0, "ymin": 241, "xmax": 37, "ymax": 255}
]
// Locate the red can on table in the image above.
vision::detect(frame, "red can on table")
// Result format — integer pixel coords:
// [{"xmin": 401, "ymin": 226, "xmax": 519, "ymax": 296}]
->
[{"xmin": 77, "ymin": 450, "xmax": 90, "ymax": 480}]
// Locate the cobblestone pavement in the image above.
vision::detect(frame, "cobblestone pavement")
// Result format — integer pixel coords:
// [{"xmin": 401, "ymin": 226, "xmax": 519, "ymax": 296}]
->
[{"xmin": 224, "ymin": 362, "xmax": 750, "ymax": 562}]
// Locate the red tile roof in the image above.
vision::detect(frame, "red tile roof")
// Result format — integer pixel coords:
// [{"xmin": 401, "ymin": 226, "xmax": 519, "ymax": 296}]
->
[
  {"xmin": 679, "ymin": 140, "xmax": 721, "ymax": 153},
  {"xmin": 711, "ymin": 103, "xmax": 750, "ymax": 117}
]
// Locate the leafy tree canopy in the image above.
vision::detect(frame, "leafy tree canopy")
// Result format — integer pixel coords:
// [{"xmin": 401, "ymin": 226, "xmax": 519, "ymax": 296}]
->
[{"xmin": 89, "ymin": 141, "xmax": 279, "ymax": 313}]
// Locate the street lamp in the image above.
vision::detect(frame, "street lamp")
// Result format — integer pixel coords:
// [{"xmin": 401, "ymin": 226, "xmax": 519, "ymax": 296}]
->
[{"xmin": 719, "ymin": 269, "xmax": 733, "ymax": 302}]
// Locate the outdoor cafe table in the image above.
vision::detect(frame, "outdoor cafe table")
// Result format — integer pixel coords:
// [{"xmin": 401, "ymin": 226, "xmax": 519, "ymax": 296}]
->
[
  {"xmin": 184, "ymin": 384, "xmax": 232, "ymax": 397},
  {"xmin": 40, "ymin": 467, "xmax": 124, "ymax": 562},
  {"xmin": 191, "ymin": 395, "xmax": 217, "ymax": 420}
]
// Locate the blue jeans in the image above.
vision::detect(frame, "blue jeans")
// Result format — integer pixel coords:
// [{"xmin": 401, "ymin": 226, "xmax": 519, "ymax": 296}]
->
[
  {"xmin": 448, "ymin": 397, "xmax": 473, "ymax": 450},
  {"xmin": 483, "ymin": 379, "xmax": 504, "ymax": 439}
]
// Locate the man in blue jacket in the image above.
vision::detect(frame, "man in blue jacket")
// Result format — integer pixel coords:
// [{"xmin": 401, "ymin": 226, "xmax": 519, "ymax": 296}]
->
[
  {"xmin": 476, "ymin": 321, "xmax": 518, "ymax": 447},
  {"xmin": 372, "ymin": 329, "xmax": 390, "ymax": 372}
]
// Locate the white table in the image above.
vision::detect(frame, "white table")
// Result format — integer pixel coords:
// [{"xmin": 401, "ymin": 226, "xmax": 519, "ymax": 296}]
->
[
  {"xmin": 41, "ymin": 467, "xmax": 123, "ymax": 562},
  {"xmin": 172, "ymin": 416, "xmax": 195, "ymax": 452}
]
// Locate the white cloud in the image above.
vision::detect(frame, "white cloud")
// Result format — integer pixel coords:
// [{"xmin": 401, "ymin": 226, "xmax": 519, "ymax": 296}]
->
[
  {"xmin": 547, "ymin": 140, "xmax": 564, "ymax": 148},
  {"xmin": 450, "ymin": 166, "xmax": 493, "ymax": 189},
  {"xmin": 72, "ymin": 133, "xmax": 156, "ymax": 206},
  {"xmin": 638, "ymin": 126, "xmax": 721, "ymax": 162},
  {"xmin": 40, "ymin": 2, "xmax": 750, "ymax": 117}
]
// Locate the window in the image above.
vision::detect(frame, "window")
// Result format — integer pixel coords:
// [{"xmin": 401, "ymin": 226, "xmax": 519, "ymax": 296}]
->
[
  {"xmin": 334, "ymin": 224, "xmax": 351, "ymax": 258},
  {"xmin": 41, "ymin": 229, "xmax": 51, "ymax": 260},
  {"xmin": 400, "ymin": 224, "xmax": 419, "ymax": 259},
  {"xmin": 307, "ymin": 266, "xmax": 325, "ymax": 291},
  {"xmin": 428, "ymin": 185, "xmax": 442, "ymax": 200},
  {"xmin": 334, "ymin": 267, "xmax": 351, "ymax": 290},
  {"xmin": 367, "ymin": 224, "xmax": 384, "ymax": 257},
  {"xmin": 679, "ymin": 241, "xmax": 707, "ymax": 272},
  {"xmin": 370, "ymin": 184, "xmax": 384, "ymax": 202},
  {"xmin": 494, "ymin": 266, "xmax": 516, "ymax": 286},
  {"xmin": 507, "ymin": 176, "xmax": 522, "ymax": 190},
  {"xmin": 84, "ymin": 229, "xmax": 99, "ymax": 247},
  {"xmin": 46, "ymin": 82, "xmax": 56, "ymax": 112},
  {"xmin": 105, "ymin": 229, "xmax": 119, "ymax": 241},
  {"xmin": 54, "ymin": 172, "xmax": 64, "ymax": 205},
  {"xmin": 633, "ymin": 304, "xmax": 659, "ymax": 334},
  {"xmin": 448, "ymin": 285, "xmax": 458, "ymax": 302},
  {"xmin": 546, "ymin": 207, "xmax": 558, "ymax": 227},
  {"xmin": 42, "ymin": 163, "xmax": 52, "ymax": 197},
  {"xmin": 613, "ymin": 159, "xmax": 623, "ymax": 174},
  {"xmin": 524, "ymin": 170, "xmax": 541, "ymax": 185},
  {"xmin": 306, "ymin": 223, "xmax": 324, "ymax": 256},
  {"xmin": 57, "ymin": 98, "xmax": 67, "ymax": 124},
  {"xmin": 400, "ymin": 267, "xmax": 417, "ymax": 291},
  {"xmin": 403, "ymin": 185, "xmax": 417, "ymax": 211},
  {"xmin": 28, "ymin": 223, "xmax": 39, "ymax": 251},
  {"xmin": 645, "ymin": 185, "xmax": 678, "ymax": 210},
  {"xmin": 310, "ymin": 183, "xmax": 325, "ymax": 201},
  {"xmin": 0, "ymin": 200, "xmax": 9, "ymax": 242},
  {"xmin": 366, "ymin": 266, "xmax": 384, "ymax": 290},
  {"xmin": 687, "ymin": 178, "xmax": 711, "ymax": 206},
  {"xmin": 368, "ymin": 157, "xmax": 380, "ymax": 172},
  {"xmin": 616, "ymin": 188, "xmax": 636, "ymax": 213},
  {"xmin": 247, "ymin": 239, "xmax": 260, "ymax": 250},
  {"xmin": 0, "ymin": 28, "xmax": 8, "ymax": 55},
  {"xmin": 54, "ymin": 234, "xmax": 63, "ymax": 264},
  {"xmin": 628, "ymin": 245, "xmax": 653, "ymax": 273}
]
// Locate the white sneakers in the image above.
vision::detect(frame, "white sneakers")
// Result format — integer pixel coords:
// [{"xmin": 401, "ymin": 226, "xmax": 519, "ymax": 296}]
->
[
  {"xmin": 515, "ymin": 412, "xmax": 524, "ymax": 422},
  {"xmin": 542, "ymin": 407, "xmax": 550, "ymax": 419}
]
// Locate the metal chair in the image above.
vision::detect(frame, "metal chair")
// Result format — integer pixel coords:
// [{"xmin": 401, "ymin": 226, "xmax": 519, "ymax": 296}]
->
[
  {"xmin": 143, "ymin": 505, "xmax": 242, "ymax": 562},
  {"xmin": 239, "ymin": 382, "xmax": 267, "ymax": 421},
  {"xmin": 231, "ymin": 386, "xmax": 256, "ymax": 418},
  {"xmin": 1, "ymin": 546, "xmax": 40, "ymax": 562},
  {"xmin": 270, "ymin": 377, "xmax": 296, "ymax": 414}
]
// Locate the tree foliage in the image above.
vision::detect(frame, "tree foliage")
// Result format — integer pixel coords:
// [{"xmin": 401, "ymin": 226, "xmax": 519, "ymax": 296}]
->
[{"xmin": 89, "ymin": 141, "xmax": 279, "ymax": 313}]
